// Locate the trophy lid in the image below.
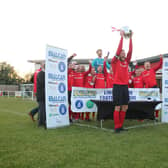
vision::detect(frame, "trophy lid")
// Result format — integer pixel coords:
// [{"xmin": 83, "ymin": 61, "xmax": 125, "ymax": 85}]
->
[{"xmin": 121, "ymin": 26, "xmax": 130, "ymax": 34}]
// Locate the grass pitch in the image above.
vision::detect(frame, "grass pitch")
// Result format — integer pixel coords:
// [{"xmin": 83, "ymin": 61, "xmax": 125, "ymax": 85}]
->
[{"xmin": 0, "ymin": 97, "xmax": 168, "ymax": 168}]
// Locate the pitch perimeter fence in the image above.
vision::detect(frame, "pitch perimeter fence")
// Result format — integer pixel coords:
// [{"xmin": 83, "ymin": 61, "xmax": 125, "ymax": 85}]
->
[{"xmin": 0, "ymin": 90, "xmax": 34, "ymax": 100}]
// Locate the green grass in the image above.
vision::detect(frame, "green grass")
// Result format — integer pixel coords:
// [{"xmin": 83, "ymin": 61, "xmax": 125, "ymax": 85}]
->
[{"xmin": 0, "ymin": 97, "xmax": 168, "ymax": 168}]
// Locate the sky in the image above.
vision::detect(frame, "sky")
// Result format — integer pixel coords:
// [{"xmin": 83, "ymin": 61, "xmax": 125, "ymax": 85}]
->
[{"xmin": 0, "ymin": 0, "xmax": 168, "ymax": 77}]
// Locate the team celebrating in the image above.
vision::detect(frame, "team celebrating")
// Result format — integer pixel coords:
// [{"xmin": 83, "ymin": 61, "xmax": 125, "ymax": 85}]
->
[
  {"xmin": 68, "ymin": 30, "xmax": 162, "ymax": 132},
  {"xmin": 29, "ymin": 30, "xmax": 162, "ymax": 132}
]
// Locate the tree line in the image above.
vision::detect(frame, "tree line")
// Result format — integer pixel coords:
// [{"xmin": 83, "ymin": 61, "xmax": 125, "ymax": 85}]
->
[{"xmin": 0, "ymin": 62, "xmax": 33, "ymax": 85}]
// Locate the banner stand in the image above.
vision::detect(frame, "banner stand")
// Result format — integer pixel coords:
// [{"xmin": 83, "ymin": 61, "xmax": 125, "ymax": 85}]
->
[
  {"xmin": 45, "ymin": 45, "xmax": 70, "ymax": 129},
  {"xmin": 162, "ymin": 54, "xmax": 168, "ymax": 123}
]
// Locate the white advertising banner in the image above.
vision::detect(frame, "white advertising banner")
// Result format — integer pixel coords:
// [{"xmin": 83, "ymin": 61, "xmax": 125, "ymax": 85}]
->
[
  {"xmin": 162, "ymin": 55, "xmax": 168, "ymax": 122},
  {"xmin": 71, "ymin": 87, "xmax": 160, "ymax": 112},
  {"xmin": 45, "ymin": 45, "xmax": 69, "ymax": 128}
]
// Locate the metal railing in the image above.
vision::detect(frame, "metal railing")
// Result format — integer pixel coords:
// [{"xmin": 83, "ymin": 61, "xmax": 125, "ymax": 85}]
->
[{"xmin": 0, "ymin": 91, "xmax": 34, "ymax": 100}]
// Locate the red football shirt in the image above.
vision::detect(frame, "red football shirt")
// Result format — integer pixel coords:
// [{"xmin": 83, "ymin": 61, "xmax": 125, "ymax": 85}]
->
[
  {"xmin": 112, "ymin": 60, "xmax": 129, "ymax": 85},
  {"xmin": 103, "ymin": 61, "xmax": 113, "ymax": 88},
  {"xmin": 85, "ymin": 75, "xmax": 94, "ymax": 88},
  {"xmin": 68, "ymin": 69, "xmax": 74, "ymax": 91},
  {"xmin": 72, "ymin": 64, "xmax": 92, "ymax": 87},
  {"xmin": 106, "ymin": 74, "xmax": 114, "ymax": 88},
  {"xmin": 111, "ymin": 37, "xmax": 133, "ymax": 85},
  {"xmin": 33, "ymin": 68, "xmax": 41, "ymax": 94},
  {"xmin": 94, "ymin": 73, "xmax": 106, "ymax": 88},
  {"xmin": 142, "ymin": 58, "xmax": 162, "ymax": 88},
  {"xmin": 128, "ymin": 72, "xmax": 134, "ymax": 88},
  {"xmin": 133, "ymin": 76, "xmax": 144, "ymax": 88}
]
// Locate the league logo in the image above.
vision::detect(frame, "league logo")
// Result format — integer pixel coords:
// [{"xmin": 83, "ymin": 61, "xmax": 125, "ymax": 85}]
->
[
  {"xmin": 59, "ymin": 104, "xmax": 67, "ymax": 115},
  {"xmin": 58, "ymin": 83, "xmax": 66, "ymax": 93},
  {"xmin": 75, "ymin": 100, "xmax": 83, "ymax": 109},
  {"xmin": 86, "ymin": 100, "xmax": 94, "ymax": 109},
  {"xmin": 58, "ymin": 62, "xmax": 66, "ymax": 72}
]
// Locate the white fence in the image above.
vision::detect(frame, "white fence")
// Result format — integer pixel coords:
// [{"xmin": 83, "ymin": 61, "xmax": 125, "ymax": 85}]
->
[{"xmin": 0, "ymin": 91, "xmax": 34, "ymax": 100}]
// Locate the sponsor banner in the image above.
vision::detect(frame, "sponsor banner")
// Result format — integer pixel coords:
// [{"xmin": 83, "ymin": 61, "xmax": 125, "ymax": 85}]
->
[
  {"xmin": 162, "ymin": 55, "xmax": 168, "ymax": 122},
  {"xmin": 71, "ymin": 87, "xmax": 160, "ymax": 112},
  {"xmin": 45, "ymin": 45, "xmax": 69, "ymax": 129}
]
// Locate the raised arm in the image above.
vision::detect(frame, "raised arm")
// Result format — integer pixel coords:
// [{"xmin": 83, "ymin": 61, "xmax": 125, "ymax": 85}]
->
[
  {"xmin": 92, "ymin": 75, "xmax": 96, "ymax": 86},
  {"xmin": 104, "ymin": 52, "xmax": 110, "ymax": 70},
  {"xmin": 84, "ymin": 62, "xmax": 92, "ymax": 76},
  {"xmin": 126, "ymin": 37, "xmax": 133, "ymax": 64},
  {"xmin": 103, "ymin": 60, "xmax": 108, "ymax": 78},
  {"xmin": 68, "ymin": 68, "xmax": 73, "ymax": 74},
  {"xmin": 131, "ymin": 62, "xmax": 138, "ymax": 76},
  {"xmin": 68, "ymin": 63, "xmax": 75, "ymax": 74},
  {"xmin": 106, "ymin": 61, "xmax": 110, "ymax": 69},
  {"xmin": 68, "ymin": 53, "xmax": 77, "ymax": 64},
  {"xmin": 111, "ymin": 32, "xmax": 124, "ymax": 64},
  {"xmin": 153, "ymin": 55, "xmax": 163, "ymax": 72},
  {"xmin": 116, "ymin": 37, "xmax": 123, "ymax": 56}
]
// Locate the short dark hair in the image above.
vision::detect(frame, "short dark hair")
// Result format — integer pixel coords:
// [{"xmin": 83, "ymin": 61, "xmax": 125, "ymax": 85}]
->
[{"xmin": 96, "ymin": 49, "xmax": 102, "ymax": 54}]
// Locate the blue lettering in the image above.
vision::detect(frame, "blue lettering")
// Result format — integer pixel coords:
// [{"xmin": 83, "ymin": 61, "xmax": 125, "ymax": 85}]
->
[
  {"xmin": 48, "ymin": 50, "xmax": 66, "ymax": 59},
  {"xmin": 100, "ymin": 96, "xmax": 112, "ymax": 101},
  {"xmin": 129, "ymin": 91, "xmax": 133, "ymax": 95},
  {"xmin": 104, "ymin": 90, "xmax": 112, "ymax": 95},
  {"xmin": 129, "ymin": 96, "xmax": 136, "ymax": 100},
  {"xmin": 48, "ymin": 96, "xmax": 66, "ymax": 102},
  {"xmin": 48, "ymin": 73, "xmax": 65, "ymax": 81}
]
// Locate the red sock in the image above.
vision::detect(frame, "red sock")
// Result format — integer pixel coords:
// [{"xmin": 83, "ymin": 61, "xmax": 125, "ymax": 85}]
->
[
  {"xmin": 120, "ymin": 111, "xmax": 126, "ymax": 128},
  {"xmin": 81, "ymin": 113, "xmax": 84, "ymax": 120},
  {"xmin": 72, "ymin": 112, "xmax": 75, "ymax": 118},
  {"xmin": 155, "ymin": 110, "xmax": 159, "ymax": 118},
  {"xmin": 113, "ymin": 110, "xmax": 120, "ymax": 129},
  {"xmin": 85, "ymin": 112, "xmax": 90, "ymax": 120},
  {"xmin": 75, "ymin": 113, "xmax": 80, "ymax": 120}
]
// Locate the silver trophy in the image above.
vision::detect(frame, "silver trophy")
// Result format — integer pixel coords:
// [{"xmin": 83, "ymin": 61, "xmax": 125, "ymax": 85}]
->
[{"xmin": 121, "ymin": 26, "xmax": 132, "ymax": 38}]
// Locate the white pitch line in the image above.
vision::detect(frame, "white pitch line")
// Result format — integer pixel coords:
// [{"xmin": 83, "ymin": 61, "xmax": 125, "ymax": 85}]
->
[
  {"xmin": 73, "ymin": 123, "xmax": 114, "ymax": 133},
  {"xmin": 0, "ymin": 109, "xmax": 27, "ymax": 116},
  {"xmin": 125, "ymin": 122, "xmax": 165, "ymax": 130},
  {"xmin": 74, "ymin": 122, "xmax": 167, "ymax": 132}
]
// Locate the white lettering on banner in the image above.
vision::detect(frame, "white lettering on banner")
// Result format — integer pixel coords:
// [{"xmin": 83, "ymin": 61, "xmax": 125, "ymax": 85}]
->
[
  {"xmin": 45, "ymin": 45, "xmax": 69, "ymax": 129},
  {"xmin": 71, "ymin": 87, "xmax": 161, "ymax": 113}
]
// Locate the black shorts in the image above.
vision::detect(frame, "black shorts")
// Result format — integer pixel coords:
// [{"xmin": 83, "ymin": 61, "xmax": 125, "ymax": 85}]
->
[
  {"xmin": 68, "ymin": 91, "xmax": 71, "ymax": 104},
  {"xmin": 113, "ymin": 84, "xmax": 129, "ymax": 106},
  {"xmin": 152, "ymin": 85, "xmax": 157, "ymax": 88}
]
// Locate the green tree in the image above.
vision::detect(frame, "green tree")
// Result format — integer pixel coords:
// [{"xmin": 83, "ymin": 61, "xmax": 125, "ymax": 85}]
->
[
  {"xmin": 24, "ymin": 72, "xmax": 34, "ymax": 84},
  {"xmin": 0, "ymin": 62, "xmax": 25, "ymax": 84}
]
